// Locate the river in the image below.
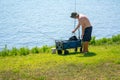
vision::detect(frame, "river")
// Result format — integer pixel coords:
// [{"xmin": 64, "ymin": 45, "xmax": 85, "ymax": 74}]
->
[{"xmin": 0, "ymin": 0, "xmax": 120, "ymax": 49}]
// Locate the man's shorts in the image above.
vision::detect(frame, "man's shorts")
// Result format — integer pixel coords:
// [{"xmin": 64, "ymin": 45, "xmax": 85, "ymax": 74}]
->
[{"xmin": 83, "ymin": 26, "xmax": 92, "ymax": 42}]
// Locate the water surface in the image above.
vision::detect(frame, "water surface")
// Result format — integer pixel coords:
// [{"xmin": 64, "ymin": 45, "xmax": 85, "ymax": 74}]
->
[{"xmin": 0, "ymin": 0, "xmax": 120, "ymax": 49}]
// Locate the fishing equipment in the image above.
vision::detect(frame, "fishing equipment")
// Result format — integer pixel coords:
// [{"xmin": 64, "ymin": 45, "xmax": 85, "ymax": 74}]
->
[{"xmin": 55, "ymin": 0, "xmax": 82, "ymax": 55}]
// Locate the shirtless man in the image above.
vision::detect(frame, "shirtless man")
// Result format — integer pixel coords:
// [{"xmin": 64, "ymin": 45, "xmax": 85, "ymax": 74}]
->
[{"xmin": 71, "ymin": 12, "xmax": 92, "ymax": 53}]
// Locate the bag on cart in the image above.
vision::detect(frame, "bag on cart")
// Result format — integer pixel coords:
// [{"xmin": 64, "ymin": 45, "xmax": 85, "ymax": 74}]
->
[{"xmin": 69, "ymin": 36, "xmax": 78, "ymax": 41}]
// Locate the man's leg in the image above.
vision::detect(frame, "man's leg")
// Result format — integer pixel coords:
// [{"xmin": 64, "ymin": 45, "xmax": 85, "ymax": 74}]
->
[
  {"xmin": 82, "ymin": 27, "xmax": 92, "ymax": 53},
  {"xmin": 83, "ymin": 41, "xmax": 89, "ymax": 52}
]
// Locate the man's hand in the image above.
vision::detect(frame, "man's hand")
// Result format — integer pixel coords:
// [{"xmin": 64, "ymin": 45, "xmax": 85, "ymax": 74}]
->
[{"xmin": 72, "ymin": 30, "xmax": 75, "ymax": 33}]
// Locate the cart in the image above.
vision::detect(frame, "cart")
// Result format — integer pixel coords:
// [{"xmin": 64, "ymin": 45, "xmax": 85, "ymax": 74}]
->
[{"xmin": 55, "ymin": 37, "xmax": 82, "ymax": 55}]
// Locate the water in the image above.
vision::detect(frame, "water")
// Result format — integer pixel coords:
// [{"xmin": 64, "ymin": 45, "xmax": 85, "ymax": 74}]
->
[{"xmin": 0, "ymin": 0, "xmax": 120, "ymax": 49}]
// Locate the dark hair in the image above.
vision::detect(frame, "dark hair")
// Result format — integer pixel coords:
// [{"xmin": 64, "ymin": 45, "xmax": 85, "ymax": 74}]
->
[{"xmin": 70, "ymin": 12, "xmax": 79, "ymax": 18}]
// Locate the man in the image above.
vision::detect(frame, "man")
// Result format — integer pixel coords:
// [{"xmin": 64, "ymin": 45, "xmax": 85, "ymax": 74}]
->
[{"xmin": 71, "ymin": 12, "xmax": 92, "ymax": 53}]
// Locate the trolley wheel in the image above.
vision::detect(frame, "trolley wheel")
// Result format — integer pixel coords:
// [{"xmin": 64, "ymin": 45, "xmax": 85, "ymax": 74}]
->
[
  {"xmin": 57, "ymin": 50, "xmax": 62, "ymax": 55},
  {"xmin": 80, "ymin": 47, "xmax": 82, "ymax": 53},
  {"xmin": 74, "ymin": 47, "xmax": 77, "ymax": 52},
  {"xmin": 64, "ymin": 50, "xmax": 69, "ymax": 55}
]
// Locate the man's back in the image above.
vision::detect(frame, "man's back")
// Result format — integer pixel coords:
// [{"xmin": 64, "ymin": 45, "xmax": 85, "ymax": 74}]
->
[{"xmin": 78, "ymin": 14, "xmax": 92, "ymax": 28}]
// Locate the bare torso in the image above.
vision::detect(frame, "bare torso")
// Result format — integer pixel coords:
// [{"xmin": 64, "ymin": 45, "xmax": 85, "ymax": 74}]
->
[{"xmin": 78, "ymin": 14, "xmax": 92, "ymax": 35}]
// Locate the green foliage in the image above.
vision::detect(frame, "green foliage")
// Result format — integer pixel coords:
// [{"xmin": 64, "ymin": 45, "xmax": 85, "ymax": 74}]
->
[
  {"xmin": 112, "ymin": 34, "xmax": 120, "ymax": 42},
  {"xmin": 96, "ymin": 38, "xmax": 108, "ymax": 45},
  {"xmin": 9, "ymin": 47, "xmax": 18, "ymax": 56},
  {"xmin": 0, "ymin": 45, "xmax": 52, "ymax": 56},
  {"xmin": 90, "ymin": 36, "xmax": 96, "ymax": 45},
  {"xmin": 31, "ymin": 46, "xmax": 39, "ymax": 54},
  {"xmin": 0, "ymin": 45, "xmax": 9, "ymax": 57},
  {"xmin": 0, "ymin": 34, "xmax": 120, "ymax": 57},
  {"xmin": 19, "ymin": 47, "xmax": 29, "ymax": 56},
  {"xmin": 90, "ymin": 34, "xmax": 120, "ymax": 45},
  {"xmin": 39, "ymin": 45, "xmax": 51, "ymax": 53}
]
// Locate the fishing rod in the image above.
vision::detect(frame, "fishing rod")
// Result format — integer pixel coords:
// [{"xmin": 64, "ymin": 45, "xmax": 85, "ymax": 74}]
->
[
  {"xmin": 73, "ymin": 0, "xmax": 80, "ymax": 39},
  {"xmin": 74, "ymin": 0, "xmax": 82, "ymax": 52},
  {"xmin": 74, "ymin": 0, "xmax": 77, "ymax": 30}
]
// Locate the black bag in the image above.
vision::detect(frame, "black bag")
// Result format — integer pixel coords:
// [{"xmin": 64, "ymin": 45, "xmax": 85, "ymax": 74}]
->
[{"xmin": 69, "ymin": 36, "xmax": 78, "ymax": 41}]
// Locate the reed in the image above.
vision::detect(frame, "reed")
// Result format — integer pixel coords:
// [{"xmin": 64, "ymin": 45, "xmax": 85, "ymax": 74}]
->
[
  {"xmin": 90, "ymin": 34, "xmax": 120, "ymax": 45},
  {"xmin": 9, "ymin": 47, "xmax": 18, "ymax": 56},
  {"xmin": 19, "ymin": 47, "xmax": 29, "ymax": 56},
  {"xmin": 39, "ymin": 45, "xmax": 51, "ymax": 53},
  {"xmin": 0, "ymin": 45, "xmax": 9, "ymax": 57},
  {"xmin": 31, "ymin": 46, "xmax": 39, "ymax": 54},
  {"xmin": 0, "ymin": 34, "xmax": 120, "ymax": 57}
]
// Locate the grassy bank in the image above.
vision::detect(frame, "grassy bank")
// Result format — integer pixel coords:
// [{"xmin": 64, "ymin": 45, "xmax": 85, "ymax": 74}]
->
[
  {"xmin": 0, "ymin": 34, "xmax": 120, "ymax": 80},
  {"xmin": 0, "ymin": 34, "xmax": 120, "ymax": 57},
  {"xmin": 0, "ymin": 45, "xmax": 120, "ymax": 80}
]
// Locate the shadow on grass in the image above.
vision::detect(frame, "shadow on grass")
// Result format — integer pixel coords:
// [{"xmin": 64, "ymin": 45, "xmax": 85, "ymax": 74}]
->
[
  {"xmin": 58, "ymin": 52, "xmax": 96, "ymax": 57},
  {"xmin": 78, "ymin": 52, "xmax": 96, "ymax": 57},
  {"xmin": 57, "ymin": 52, "xmax": 80, "ymax": 56}
]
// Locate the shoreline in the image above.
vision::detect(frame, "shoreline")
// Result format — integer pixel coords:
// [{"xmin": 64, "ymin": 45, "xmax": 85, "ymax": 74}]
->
[{"xmin": 0, "ymin": 34, "xmax": 120, "ymax": 57}]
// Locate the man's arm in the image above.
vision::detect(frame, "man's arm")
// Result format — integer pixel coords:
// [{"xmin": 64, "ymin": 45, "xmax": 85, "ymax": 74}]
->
[{"xmin": 72, "ymin": 22, "xmax": 81, "ymax": 33}]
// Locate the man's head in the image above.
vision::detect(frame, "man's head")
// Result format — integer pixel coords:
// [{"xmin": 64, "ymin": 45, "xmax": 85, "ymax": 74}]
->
[{"xmin": 70, "ymin": 12, "xmax": 79, "ymax": 19}]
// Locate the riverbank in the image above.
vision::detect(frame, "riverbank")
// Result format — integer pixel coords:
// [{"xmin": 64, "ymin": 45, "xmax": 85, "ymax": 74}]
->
[
  {"xmin": 0, "ymin": 34, "xmax": 120, "ymax": 57},
  {"xmin": 0, "ymin": 34, "xmax": 120, "ymax": 80},
  {"xmin": 0, "ymin": 44, "xmax": 120, "ymax": 80}
]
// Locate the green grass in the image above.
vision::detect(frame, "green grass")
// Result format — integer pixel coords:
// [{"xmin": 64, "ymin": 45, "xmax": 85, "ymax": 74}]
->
[
  {"xmin": 90, "ymin": 34, "xmax": 120, "ymax": 45},
  {"xmin": 0, "ymin": 45, "xmax": 51, "ymax": 57},
  {"xmin": 0, "ymin": 34, "xmax": 120, "ymax": 80},
  {"xmin": 0, "ymin": 44, "xmax": 120, "ymax": 80},
  {"xmin": 0, "ymin": 34, "xmax": 120, "ymax": 57}
]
